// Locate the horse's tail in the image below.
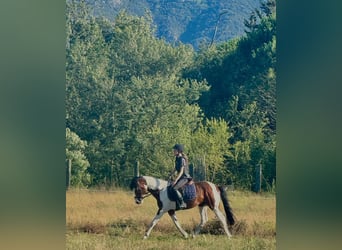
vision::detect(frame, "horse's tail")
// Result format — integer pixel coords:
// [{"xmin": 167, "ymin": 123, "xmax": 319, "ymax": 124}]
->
[{"xmin": 218, "ymin": 186, "xmax": 235, "ymax": 225}]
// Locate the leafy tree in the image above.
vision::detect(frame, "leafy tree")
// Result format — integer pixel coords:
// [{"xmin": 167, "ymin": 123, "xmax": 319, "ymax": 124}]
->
[
  {"xmin": 182, "ymin": 1, "xmax": 277, "ymax": 190},
  {"xmin": 107, "ymin": 75, "xmax": 208, "ymax": 181},
  {"xmin": 99, "ymin": 12, "xmax": 209, "ymax": 183},
  {"xmin": 193, "ymin": 0, "xmax": 276, "ymax": 133},
  {"xmin": 190, "ymin": 118, "xmax": 232, "ymax": 183},
  {"xmin": 66, "ymin": 128, "xmax": 91, "ymax": 187},
  {"xmin": 108, "ymin": 11, "xmax": 194, "ymax": 82},
  {"xmin": 66, "ymin": 4, "xmax": 210, "ymax": 186},
  {"xmin": 237, "ymin": 4, "xmax": 276, "ymax": 131},
  {"xmin": 225, "ymin": 97, "xmax": 276, "ymax": 190},
  {"xmin": 66, "ymin": 0, "xmax": 113, "ymax": 141},
  {"xmin": 65, "ymin": 1, "xmax": 276, "ymax": 191}
]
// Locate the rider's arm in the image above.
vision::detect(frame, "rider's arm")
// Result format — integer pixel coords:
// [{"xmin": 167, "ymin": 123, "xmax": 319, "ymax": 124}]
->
[{"xmin": 173, "ymin": 166, "xmax": 184, "ymax": 186}]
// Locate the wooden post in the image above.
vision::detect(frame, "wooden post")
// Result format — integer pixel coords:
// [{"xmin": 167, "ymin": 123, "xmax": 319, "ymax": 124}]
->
[
  {"xmin": 189, "ymin": 163, "xmax": 194, "ymax": 178},
  {"xmin": 259, "ymin": 164, "xmax": 262, "ymax": 192},
  {"xmin": 203, "ymin": 155, "xmax": 206, "ymax": 181},
  {"xmin": 254, "ymin": 163, "xmax": 262, "ymax": 193},
  {"xmin": 134, "ymin": 161, "xmax": 140, "ymax": 177},
  {"xmin": 66, "ymin": 159, "xmax": 71, "ymax": 190},
  {"xmin": 109, "ymin": 165, "xmax": 113, "ymax": 187}
]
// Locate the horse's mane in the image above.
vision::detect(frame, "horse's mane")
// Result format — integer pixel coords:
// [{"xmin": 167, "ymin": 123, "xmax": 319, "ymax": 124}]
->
[
  {"xmin": 130, "ymin": 176, "xmax": 168, "ymax": 191},
  {"xmin": 143, "ymin": 176, "xmax": 168, "ymax": 190}
]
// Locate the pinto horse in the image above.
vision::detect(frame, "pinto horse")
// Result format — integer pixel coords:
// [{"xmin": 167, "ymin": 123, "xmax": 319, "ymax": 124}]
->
[{"xmin": 130, "ymin": 176, "xmax": 235, "ymax": 239}]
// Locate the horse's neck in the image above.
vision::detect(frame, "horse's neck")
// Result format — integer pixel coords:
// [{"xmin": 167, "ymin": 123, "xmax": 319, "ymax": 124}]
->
[{"xmin": 143, "ymin": 176, "xmax": 168, "ymax": 190}]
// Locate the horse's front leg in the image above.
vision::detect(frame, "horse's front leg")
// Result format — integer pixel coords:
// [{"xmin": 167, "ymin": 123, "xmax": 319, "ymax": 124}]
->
[
  {"xmin": 144, "ymin": 209, "xmax": 165, "ymax": 239},
  {"xmin": 168, "ymin": 210, "xmax": 188, "ymax": 238}
]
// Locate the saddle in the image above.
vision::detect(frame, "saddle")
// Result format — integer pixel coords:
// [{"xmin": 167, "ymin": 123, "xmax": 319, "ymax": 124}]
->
[{"xmin": 167, "ymin": 180, "xmax": 196, "ymax": 203}]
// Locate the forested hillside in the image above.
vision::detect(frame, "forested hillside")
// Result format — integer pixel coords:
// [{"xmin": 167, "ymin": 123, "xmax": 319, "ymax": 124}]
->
[
  {"xmin": 66, "ymin": 0, "xmax": 276, "ymax": 191},
  {"xmin": 83, "ymin": 0, "xmax": 263, "ymax": 48}
]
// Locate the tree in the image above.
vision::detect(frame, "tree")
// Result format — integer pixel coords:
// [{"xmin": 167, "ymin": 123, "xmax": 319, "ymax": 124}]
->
[
  {"xmin": 66, "ymin": 128, "xmax": 91, "ymax": 187},
  {"xmin": 66, "ymin": 4, "xmax": 210, "ymax": 186},
  {"xmin": 65, "ymin": 1, "xmax": 276, "ymax": 190},
  {"xmin": 190, "ymin": 118, "xmax": 232, "ymax": 183},
  {"xmin": 183, "ymin": 1, "xmax": 277, "ymax": 189},
  {"xmin": 66, "ymin": 0, "xmax": 113, "ymax": 141},
  {"xmin": 192, "ymin": 0, "xmax": 276, "ymax": 134},
  {"xmin": 224, "ymin": 97, "xmax": 276, "ymax": 190},
  {"xmin": 237, "ymin": 6, "xmax": 276, "ymax": 131}
]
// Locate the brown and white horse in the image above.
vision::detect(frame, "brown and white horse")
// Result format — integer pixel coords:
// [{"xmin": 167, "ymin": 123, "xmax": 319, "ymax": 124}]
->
[{"xmin": 130, "ymin": 176, "xmax": 235, "ymax": 239}]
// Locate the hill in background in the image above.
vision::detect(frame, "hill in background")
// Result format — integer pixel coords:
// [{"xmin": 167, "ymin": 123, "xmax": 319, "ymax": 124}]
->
[{"xmin": 85, "ymin": 0, "xmax": 263, "ymax": 48}]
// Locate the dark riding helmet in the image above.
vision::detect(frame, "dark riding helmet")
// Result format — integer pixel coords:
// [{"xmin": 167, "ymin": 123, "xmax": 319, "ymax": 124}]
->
[{"xmin": 173, "ymin": 144, "xmax": 184, "ymax": 152}]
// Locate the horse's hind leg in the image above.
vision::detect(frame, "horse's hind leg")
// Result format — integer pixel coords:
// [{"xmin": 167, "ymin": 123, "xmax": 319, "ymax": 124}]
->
[
  {"xmin": 168, "ymin": 210, "xmax": 188, "ymax": 238},
  {"xmin": 144, "ymin": 209, "xmax": 165, "ymax": 239},
  {"xmin": 213, "ymin": 207, "xmax": 232, "ymax": 238},
  {"xmin": 194, "ymin": 206, "xmax": 208, "ymax": 236}
]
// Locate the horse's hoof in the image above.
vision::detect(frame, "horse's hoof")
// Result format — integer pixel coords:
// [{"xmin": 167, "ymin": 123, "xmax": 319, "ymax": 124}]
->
[{"xmin": 143, "ymin": 236, "xmax": 148, "ymax": 240}]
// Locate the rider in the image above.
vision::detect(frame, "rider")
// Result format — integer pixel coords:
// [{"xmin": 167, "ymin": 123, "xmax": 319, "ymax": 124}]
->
[{"xmin": 170, "ymin": 144, "xmax": 192, "ymax": 209}]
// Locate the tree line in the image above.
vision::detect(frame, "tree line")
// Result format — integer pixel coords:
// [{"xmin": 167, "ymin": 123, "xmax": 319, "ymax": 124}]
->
[{"xmin": 66, "ymin": 0, "xmax": 276, "ymax": 191}]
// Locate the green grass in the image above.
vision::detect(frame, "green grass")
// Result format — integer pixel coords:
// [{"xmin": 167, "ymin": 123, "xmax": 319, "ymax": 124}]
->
[
  {"xmin": 66, "ymin": 189, "xmax": 276, "ymax": 249},
  {"xmin": 66, "ymin": 233, "xmax": 275, "ymax": 250}
]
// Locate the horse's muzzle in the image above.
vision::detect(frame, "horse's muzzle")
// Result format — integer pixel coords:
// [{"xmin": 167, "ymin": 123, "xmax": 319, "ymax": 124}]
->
[{"xmin": 135, "ymin": 197, "xmax": 143, "ymax": 204}]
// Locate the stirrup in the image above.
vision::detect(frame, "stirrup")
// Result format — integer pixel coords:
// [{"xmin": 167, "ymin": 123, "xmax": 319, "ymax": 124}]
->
[{"xmin": 179, "ymin": 202, "xmax": 187, "ymax": 209}]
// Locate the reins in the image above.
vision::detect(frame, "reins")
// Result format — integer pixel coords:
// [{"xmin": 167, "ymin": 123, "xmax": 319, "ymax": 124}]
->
[{"xmin": 136, "ymin": 192, "xmax": 152, "ymax": 200}]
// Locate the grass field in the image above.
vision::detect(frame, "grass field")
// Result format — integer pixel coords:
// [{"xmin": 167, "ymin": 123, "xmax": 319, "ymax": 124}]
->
[{"xmin": 66, "ymin": 188, "xmax": 276, "ymax": 249}]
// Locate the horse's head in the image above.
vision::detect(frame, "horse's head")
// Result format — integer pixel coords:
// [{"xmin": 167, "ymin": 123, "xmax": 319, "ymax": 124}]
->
[{"xmin": 130, "ymin": 176, "xmax": 149, "ymax": 204}]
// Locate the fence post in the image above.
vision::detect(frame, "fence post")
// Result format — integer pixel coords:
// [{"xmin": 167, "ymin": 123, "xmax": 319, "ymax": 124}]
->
[
  {"xmin": 189, "ymin": 163, "xmax": 194, "ymax": 178},
  {"xmin": 259, "ymin": 164, "xmax": 262, "ymax": 192},
  {"xmin": 134, "ymin": 161, "xmax": 140, "ymax": 177},
  {"xmin": 202, "ymin": 155, "xmax": 207, "ymax": 181},
  {"xmin": 66, "ymin": 159, "xmax": 71, "ymax": 190},
  {"xmin": 110, "ymin": 165, "xmax": 113, "ymax": 186},
  {"xmin": 254, "ymin": 163, "xmax": 262, "ymax": 193}
]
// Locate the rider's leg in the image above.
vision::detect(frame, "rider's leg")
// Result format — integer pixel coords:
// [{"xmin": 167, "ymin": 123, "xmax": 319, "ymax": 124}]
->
[{"xmin": 173, "ymin": 178, "xmax": 188, "ymax": 209}]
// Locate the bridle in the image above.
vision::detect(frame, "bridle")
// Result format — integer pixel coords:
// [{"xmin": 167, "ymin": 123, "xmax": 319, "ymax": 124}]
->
[
  {"xmin": 134, "ymin": 180, "xmax": 152, "ymax": 203},
  {"xmin": 135, "ymin": 192, "xmax": 152, "ymax": 200}
]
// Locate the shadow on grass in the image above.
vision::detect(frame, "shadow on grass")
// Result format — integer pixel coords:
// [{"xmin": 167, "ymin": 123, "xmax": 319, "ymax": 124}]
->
[
  {"xmin": 68, "ymin": 218, "xmax": 275, "ymax": 238},
  {"xmin": 201, "ymin": 219, "xmax": 275, "ymax": 238},
  {"xmin": 68, "ymin": 218, "xmax": 143, "ymax": 236}
]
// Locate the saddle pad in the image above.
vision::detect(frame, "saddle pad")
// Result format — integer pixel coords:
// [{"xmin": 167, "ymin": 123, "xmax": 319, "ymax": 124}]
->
[
  {"xmin": 167, "ymin": 186, "xmax": 178, "ymax": 202},
  {"xmin": 183, "ymin": 183, "xmax": 196, "ymax": 202}
]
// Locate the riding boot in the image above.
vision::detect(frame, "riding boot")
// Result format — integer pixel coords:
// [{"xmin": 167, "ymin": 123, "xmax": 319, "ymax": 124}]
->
[{"xmin": 176, "ymin": 190, "xmax": 187, "ymax": 209}]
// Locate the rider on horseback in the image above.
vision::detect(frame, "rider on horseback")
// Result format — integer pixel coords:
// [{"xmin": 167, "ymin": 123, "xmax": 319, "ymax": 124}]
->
[{"xmin": 170, "ymin": 144, "xmax": 192, "ymax": 209}]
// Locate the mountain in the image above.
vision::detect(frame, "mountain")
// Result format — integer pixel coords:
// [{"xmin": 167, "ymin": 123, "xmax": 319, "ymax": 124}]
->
[{"xmin": 84, "ymin": 0, "xmax": 263, "ymax": 48}]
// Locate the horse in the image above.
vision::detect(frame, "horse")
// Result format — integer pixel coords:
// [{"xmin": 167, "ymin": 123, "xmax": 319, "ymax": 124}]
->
[{"xmin": 130, "ymin": 175, "xmax": 235, "ymax": 239}]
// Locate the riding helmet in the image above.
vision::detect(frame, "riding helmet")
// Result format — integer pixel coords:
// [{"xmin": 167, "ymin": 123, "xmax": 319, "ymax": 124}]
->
[{"xmin": 173, "ymin": 144, "xmax": 184, "ymax": 152}]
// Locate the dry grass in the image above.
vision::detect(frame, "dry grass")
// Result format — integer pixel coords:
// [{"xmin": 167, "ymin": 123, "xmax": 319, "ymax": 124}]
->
[{"xmin": 66, "ymin": 188, "xmax": 276, "ymax": 249}]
